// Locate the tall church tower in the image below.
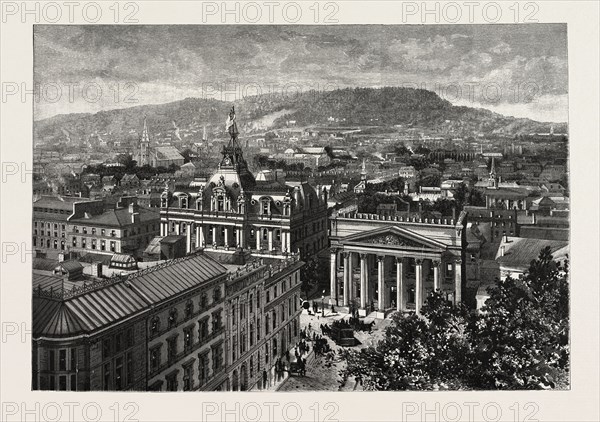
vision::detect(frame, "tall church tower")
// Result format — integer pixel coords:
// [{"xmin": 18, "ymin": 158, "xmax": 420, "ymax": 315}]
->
[
  {"xmin": 139, "ymin": 116, "xmax": 151, "ymax": 166},
  {"xmin": 489, "ymin": 156, "xmax": 498, "ymax": 189}
]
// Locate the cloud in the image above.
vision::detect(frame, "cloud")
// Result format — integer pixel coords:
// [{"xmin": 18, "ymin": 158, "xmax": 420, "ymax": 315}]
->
[{"xmin": 34, "ymin": 25, "xmax": 568, "ymax": 122}]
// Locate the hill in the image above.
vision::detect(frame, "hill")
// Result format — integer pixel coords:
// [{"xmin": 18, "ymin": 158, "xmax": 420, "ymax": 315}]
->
[{"xmin": 34, "ymin": 87, "xmax": 567, "ymax": 144}]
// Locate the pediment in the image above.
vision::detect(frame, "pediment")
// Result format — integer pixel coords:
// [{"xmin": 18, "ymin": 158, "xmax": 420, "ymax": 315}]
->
[{"xmin": 343, "ymin": 226, "xmax": 447, "ymax": 250}]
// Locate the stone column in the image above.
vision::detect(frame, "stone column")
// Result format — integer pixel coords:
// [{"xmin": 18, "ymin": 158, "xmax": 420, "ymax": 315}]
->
[
  {"xmin": 343, "ymin": 252, "xmax": 351, "ymax": 306},
  {"xmin": 196, "ymin": 225, "xmax": 203, "ymax": 249},
  {"xmin": 415, "ymin": 259, "xmax": 423, "ymax": 315},
  {"xmin": 359, "ymin": 253, "xmax": 368, "ymax": 309},
  {"xmin": 212, "ymin": 225, "xmax": 217, "ymax": 246},
  {"xmin": 286, "ymin": 231, "xmax": 291, "ymax": 252},
  {"xmin": 396, "ymin": 257, "xmax": 403, "ymax": 312},
  {"xmin": 268, "ymin": 229, "xmax": 273, "ymax": 251},
  {"xmin": 433, "ymin": 260, "xmax": 440, "ymax": 292},
  {"xmin": 175, "ymin": 222, "xmax": 181, "ymax": 235},
  {"xmin": 377, "ymin": 255, "xmax": 385, "ymax": 311},
  {"xmin": 256, "ymin": 228, "xmax": 261, "ymax": 251},
  {"xmin": 454, "ymin": 259, "xmax": 462, "ymax": 305},
  {"xmin": 224, "ymin": 226, "xmax": 229, "ymax": 248},
  {"xmin": 330, "ymin": 249, "xmax": 338, "ymax": 305},
  {"xmin": 281, "ymin": 232, "xmax": 287, "ymax": 253},
  {"xmin": 186, "ymin": 223, "xmax": 192, "ymax": 253}
]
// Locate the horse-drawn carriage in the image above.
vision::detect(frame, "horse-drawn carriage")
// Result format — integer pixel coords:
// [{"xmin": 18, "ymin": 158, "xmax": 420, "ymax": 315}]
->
[{"xmin": 288, "ymin": 360, "xmax": 306, "ymax": 376}]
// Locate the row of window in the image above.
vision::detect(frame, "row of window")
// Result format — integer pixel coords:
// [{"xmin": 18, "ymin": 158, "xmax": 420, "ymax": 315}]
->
[
  {"xmin": 34, "ymin": 221, "xmax": 66, "ymax": 230},
  {"xmin": 71, "ymin": 237, "xmax": 117, "ymax": 252},
  {"xmin": 160, "ymin": 342, "xmax": 224, "ymax": 391},
  {"xmin": 149, "ymin": 293, "xmax": 222, "ymax": 336}
]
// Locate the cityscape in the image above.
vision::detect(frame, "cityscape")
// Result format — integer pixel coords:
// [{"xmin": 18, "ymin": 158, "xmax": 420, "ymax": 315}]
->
[{"xmin": 32, "ymin": 25, "xmax": 569, "ymax": 391}]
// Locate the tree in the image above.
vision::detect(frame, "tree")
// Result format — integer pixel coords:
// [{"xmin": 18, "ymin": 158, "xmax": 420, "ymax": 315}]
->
[
  {"xmin": 342, "ymin": 293, "xmax": 471, "ymax": 390},
  {"xmin": 342, "ymin": 248, "xmax": 570, "ymax": 390},
  {"xmin": 116, "ymin": 154, "xmax": 137, "ymax": 172},
  {"xmin": 468, "ymin": 247, "xmax": 569, "ymax": 389}
]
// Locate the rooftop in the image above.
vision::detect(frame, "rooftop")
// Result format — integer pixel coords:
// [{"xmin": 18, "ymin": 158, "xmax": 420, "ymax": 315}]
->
[{"xmin": 33, "ymin": 253, "xmax": 228, "ymax": 338}]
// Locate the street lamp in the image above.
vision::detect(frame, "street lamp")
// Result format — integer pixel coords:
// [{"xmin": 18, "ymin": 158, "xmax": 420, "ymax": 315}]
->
[{"xmin": 321, "ymin": 290, "xmax": 325, "ymax": 316}]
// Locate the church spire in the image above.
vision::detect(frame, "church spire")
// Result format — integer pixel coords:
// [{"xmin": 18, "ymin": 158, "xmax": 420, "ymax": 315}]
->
[
  {"xmin": 489, "ymin": 156, "xmax": 498, "ymax": 189},
  {"xmin": 360, "ymin": 158, "xmax": 367, "ymax": 181}
]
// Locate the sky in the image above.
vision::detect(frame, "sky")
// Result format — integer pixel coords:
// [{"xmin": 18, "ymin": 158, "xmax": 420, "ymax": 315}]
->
[{"xmin": 34, "ymin": 24, "xmax": 568, "ymax": 122}]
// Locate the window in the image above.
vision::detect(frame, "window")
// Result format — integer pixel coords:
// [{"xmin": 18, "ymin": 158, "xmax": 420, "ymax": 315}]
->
[
  {"xmin": 213, "ymin": 287, "xmax": 221, "ymax": 302},
  {"xmin": 126, "ymin": 352, "xmax": 133, "ymax": 387},
  {"xmin": 59, "ymin": 349, "xmax": 67, "ymax": 371},
  {"xmin": 168, "ymin": 308, "xmax": 178, "ymax": 328},
  {"xmin": 211, "ymin": 344, "xmax": 223, "ymax": 371},
  {"xmin": 167, "ymin": 336, "xmax": 177, "ymax": 363},
  {"xmin": 151, "ymin": 316, "xmax": 160, "ymax": 335},
  {"xmin": 70, "ymin": 348, "xmax": 76, "ymax": 370},
  {"xmin": 101, "ymin": 240, "xmax": 106, "ymax": 251},
  {"xmin": 212, "ymin": 310, "xmax": 222, "ymax": 332},
  {"xmin": 200, "ymin": 293, "xmax": 208, "ymax": 309},
  {"xmin": 59, "ymin": 375, "xmax": 67, "ymax": 391},
  {"xmin": 48, "ymin": 350, "xmax": 55, "ymax": 371},
  {"xmin": 83, "ymin": 227, "xmax": 87, "ymax": 234},
  {"xmin": 185, "ymin": 300, "xmax": 194, "ymax": 319},
  {"xmin": 115, "ymin": 333, "xmax": 123, "ymax": 353},
  {"xmin": 166, "ymin": 372, "xmax": 178, "ymax": 391},
  {"xmin": 103, "ymin": 362, "xmax": 111, "ymax": 390},
  {"xmin": 72, "ymin": 237, "xmax": 77, "ymax": 247},
  {"xmin": 183, "ymin": 326, "xmax": 194, "ymax": 352},
  {"xmin": 198, "ymin": 318, "xmax": 209, "ymax": 340},
  {"xmin": 102, "ymin": 338, "xmax": 111, "ymax": 359},
  {"xmin": 198, "ymin": 354, "xmax": 209, "ymax": 385},
  {"xmin": 70, "ymin": 374, "xmax": 76, "ymax": 391},
  {"xmin": 183, "ymin": 363, "xmax": 194, "ymax": 391},
  {"xmin": 115, "ymin": 356, "xmax": 124, "ymax": 390},
  {"xmin": 256, "ymin": 316, "xmax": 261, "ymax": 340},
  {"xmin": 150, "ymin": 345, "xmax": 161, "ymax": 372}
]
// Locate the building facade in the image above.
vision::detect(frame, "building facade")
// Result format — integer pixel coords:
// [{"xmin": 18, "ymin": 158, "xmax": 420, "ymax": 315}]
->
[
  {"xmin": 32, "ymin": 252, "xmax": 303, "ymax": 391},
  {"xmin": 33, "ymin": 196, "xmax": 103, "ymax": 259},
  {"xmin": 329, "ymin": 211, "xmax": 467, "ymax": 317},
  {"xmin": 69, "ymin": 197, "xmax": 160, "ymax": 258},
  {"xmin": 159, "ymin": 107, "xmax": 328, "ymax": 263}
]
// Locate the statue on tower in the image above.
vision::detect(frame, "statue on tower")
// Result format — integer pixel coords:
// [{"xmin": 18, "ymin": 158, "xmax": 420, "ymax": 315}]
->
[{"xmin": 225, "ymin": 106, "xmax": 239, "ymax": 139}]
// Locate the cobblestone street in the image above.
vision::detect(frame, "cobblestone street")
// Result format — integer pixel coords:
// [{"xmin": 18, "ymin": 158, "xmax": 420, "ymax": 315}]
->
[{"xmin": 279, "ymin": 310, "xmax": 391, "ymax": 391}]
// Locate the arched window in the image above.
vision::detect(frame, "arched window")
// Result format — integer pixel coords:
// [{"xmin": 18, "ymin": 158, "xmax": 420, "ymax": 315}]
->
[
  {"xmin": 168, "ymin": 308, "xmax": 178, "ymax": 328},
  {"xmin": 150, "ymin": 316, "xmax": 160, "ymax": 334},
  {"xmin": 217, "ymin": 195, "xmax": 224, "ymax": 212},
  {"xmin": 185, "ymin": 300, "xmax": 194, "ymax": 319}
]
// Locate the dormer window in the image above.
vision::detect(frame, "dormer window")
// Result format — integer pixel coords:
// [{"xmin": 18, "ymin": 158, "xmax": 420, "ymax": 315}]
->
[
  {"xmin": 261, "ymin": 199, "xmax": 270, "ymax": 215},
  {"xmin": 180, "ymin": 196, "xmax": 188, "ymax": 209},
  {"xmin": 217, "ymin": 195, "xmax": 224, "ymax": 212}
]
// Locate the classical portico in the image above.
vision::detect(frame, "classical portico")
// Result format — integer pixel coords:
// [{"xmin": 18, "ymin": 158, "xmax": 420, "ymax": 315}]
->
[{"xmin": 329, "ymin": 213, "xmax": 466, "ymax": 317}]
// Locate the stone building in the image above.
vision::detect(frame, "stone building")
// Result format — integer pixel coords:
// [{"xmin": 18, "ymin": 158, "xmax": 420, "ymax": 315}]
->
[
  {"xmin": 32, "ymin": 252, "xmax": 303, "ymax": 391},
  {"xmin": 159, "ymin": 107, "xmax": 328, "ymax": 263},
  {"xmin": 329, "ymin": 210, "xmax": 468, "ymax": 318}
]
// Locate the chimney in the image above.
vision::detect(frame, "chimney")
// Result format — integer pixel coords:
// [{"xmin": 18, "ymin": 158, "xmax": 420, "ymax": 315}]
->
[
  {"xmin": 503, "ymin": 234, "xmax": 508, "ymax": 243},
  {"xmin": 499, "ymin": 246, "xmax": 506, "ymax": 257}
]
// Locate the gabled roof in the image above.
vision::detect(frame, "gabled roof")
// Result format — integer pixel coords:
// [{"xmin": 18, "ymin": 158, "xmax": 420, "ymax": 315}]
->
[
  {"xmin": 69, "ymin": 206, "xmax": 159, "ymax": 227},
  {"xmin": 341, "ymin": 225, "xmax": 448, "ymax": 251}
]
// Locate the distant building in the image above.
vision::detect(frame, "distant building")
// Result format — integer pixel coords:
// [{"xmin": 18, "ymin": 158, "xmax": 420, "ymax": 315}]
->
[
  {"xmin": 68, "ymin": 197, "xmax": 160, "ymax": 258},
  {"xmin": 159, "ymin": 108, "xmax": 329, "ymax": 262},
  {"xmin": 33, "ymin": 196, "xmax": 103, "ymax": 259}
]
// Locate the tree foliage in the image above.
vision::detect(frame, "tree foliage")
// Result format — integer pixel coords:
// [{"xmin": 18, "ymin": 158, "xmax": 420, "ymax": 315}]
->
[{"xmin": 342, "ymin": 247, "xmax": 569, "ymax": 390}]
